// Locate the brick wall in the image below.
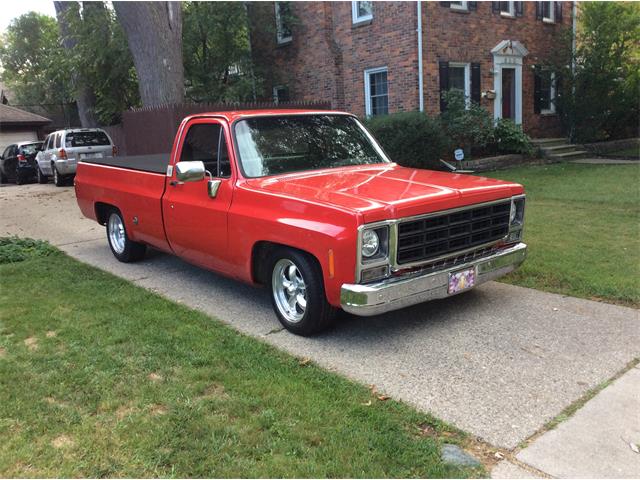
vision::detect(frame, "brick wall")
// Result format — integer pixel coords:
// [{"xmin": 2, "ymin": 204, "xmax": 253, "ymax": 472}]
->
[
  {"xmin": 423, "ymin": 1, "xmax": 572, "ymax": 137},
  {"xmin": 249, "ymin": 1, "xmax": 573, "ymax": 138}
]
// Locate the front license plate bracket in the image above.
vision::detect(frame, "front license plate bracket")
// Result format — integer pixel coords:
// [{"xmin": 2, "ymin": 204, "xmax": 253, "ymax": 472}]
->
[{"xmin": 448, "ymin": 267, "xmax": 476, "ymax": 294}]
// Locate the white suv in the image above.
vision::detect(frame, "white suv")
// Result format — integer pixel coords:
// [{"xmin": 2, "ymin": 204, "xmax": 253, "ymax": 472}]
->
[{"xmin": 36, "ymin": 128, "xmax": 115, "ymax": 186}]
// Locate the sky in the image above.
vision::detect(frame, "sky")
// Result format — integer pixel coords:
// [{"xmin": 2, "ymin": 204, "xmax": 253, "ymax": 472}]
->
[{"xmin": 1, "ymin": 0, "xmax": 57, "ymax": 33}]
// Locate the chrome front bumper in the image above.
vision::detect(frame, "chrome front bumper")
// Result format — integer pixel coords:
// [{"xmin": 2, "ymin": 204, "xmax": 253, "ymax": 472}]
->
[{"xmin": 340, "ymin": 242, "xmax": 527, "ymax": 316}]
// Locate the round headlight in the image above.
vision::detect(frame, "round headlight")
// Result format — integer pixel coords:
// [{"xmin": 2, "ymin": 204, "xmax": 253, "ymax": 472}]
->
[{"xmin": 362, "ymin": 229, "xmax": 379, "ymax": 258}]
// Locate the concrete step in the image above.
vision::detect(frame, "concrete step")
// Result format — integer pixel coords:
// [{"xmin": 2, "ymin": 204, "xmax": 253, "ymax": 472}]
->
[
  {"xmin": 540, "ymin": 144, "xmax": 578, "ymax": 153},
  {"xmin": 548, "ymin": 150, "xmax": 589, "ymax": 160},
  {"xmin": 531, "ymin": 137, "xmax": 569, "ymax": 147}
]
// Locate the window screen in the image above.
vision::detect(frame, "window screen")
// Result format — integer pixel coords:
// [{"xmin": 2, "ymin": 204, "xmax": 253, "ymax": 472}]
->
[{"xmin": 367, "ymin": 70, "xmax": 388, "ymax": 116}]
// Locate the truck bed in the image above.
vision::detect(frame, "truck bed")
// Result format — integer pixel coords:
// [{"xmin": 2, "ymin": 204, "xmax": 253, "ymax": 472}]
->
[{"xmin": 81, "ymin": 153, "xmax": 170, "ymax": 174}]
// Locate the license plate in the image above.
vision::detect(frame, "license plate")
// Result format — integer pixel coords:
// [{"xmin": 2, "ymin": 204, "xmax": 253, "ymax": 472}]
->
[
  {"xmin": 81, "ymin": 152, "xmax": 102, "ymax": 159},
  {"xmin": 448, "ymin": 267, "xmax": 476, "ymax": 294}
]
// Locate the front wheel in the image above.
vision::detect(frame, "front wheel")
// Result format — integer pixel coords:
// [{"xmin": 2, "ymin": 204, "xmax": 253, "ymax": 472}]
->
[
  {"xmin": 268, "ymin": 248, "xmax": 337, "ymax": 336},
  {"xmin": 106, "ymin": 210, "xmax": 146, "ymax": 262}
]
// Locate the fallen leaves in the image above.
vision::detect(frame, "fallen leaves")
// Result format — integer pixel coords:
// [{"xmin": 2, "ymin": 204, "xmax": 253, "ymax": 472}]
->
[
  {"xmin": 298, "ymin": 357, "xmax": 311, "ymax": 366},
  {"xmin": 46, "ymin": 331, "xmax": 56, "ymax": 338},
  {"xmin": 630, "ymin": 442, "xmax": 639, "ymax": 454},
  {"xmin": 147, "ymin": 372, "xmax": 163, "ymax": 382},
  {"xmin": 24, "ymin": 337, "xmax": 38, "ymax": 351},
  {"xmin": 367, "ymin": 384, "xmax": 391, "ymax": 402}
]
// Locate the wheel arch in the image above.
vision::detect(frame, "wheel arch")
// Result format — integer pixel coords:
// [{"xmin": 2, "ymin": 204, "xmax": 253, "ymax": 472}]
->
[
  {"xmin": 251, "ymin": 241, "xmax": 323, "ymax": 286},
  {"xmin": 94, "ymin": 202, "xmax": 120, "ymax": 226}
]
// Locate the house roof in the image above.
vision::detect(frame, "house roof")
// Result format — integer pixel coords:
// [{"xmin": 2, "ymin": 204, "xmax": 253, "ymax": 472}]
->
[{"xmin": 0, "ymin": 103, "xmax": 52, "ymax": 126}]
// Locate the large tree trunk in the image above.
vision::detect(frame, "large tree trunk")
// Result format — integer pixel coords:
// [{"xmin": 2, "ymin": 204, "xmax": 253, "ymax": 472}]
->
[
  {"xmin": 113, "ymin": 2, "xmax": 184, "ymax": 106},
  {"xmin": 54, "ymin": 1, "xmax": 99, "ymax": 127}
]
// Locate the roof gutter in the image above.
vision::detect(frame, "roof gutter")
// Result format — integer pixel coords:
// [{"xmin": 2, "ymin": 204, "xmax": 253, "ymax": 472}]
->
[{"xmin": 417, "ymin": 1, "xmax": 424, "ymax": 112}]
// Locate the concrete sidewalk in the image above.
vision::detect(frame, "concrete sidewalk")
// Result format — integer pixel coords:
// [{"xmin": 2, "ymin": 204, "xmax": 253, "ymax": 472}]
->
[
  {"xmin": 493, "ymin": 364, "xmax": 640, "ymax": 478},
  {"xmin": 2, "ymin": 183, "xmax": 639, "ymax": 473}
]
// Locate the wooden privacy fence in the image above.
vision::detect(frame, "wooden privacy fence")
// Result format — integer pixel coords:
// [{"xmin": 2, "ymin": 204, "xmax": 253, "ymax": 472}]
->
[{"xmin": 104, "ymin": 100, "xmax": 332, "ymax": 156}]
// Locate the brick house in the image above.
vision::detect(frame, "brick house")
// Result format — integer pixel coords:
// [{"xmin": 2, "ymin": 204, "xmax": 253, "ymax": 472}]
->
[{"xmin": 248, "ymin": 1, "xmax": 574, "ymax": 137}]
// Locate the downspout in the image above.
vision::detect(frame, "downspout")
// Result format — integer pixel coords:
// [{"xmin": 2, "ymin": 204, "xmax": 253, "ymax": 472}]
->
[
  {"xmin": 570, "ymin": 0, "xmax": 577, "ymax": 140},
  {"xmin": 417, "ymin": 0, "xmax": 424, "ymax": 112}
]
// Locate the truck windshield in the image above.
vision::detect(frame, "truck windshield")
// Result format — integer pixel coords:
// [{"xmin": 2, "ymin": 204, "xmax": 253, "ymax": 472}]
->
[{"xmin": 234, "ymin": 115, "xmax": 389, "ymax": 178}]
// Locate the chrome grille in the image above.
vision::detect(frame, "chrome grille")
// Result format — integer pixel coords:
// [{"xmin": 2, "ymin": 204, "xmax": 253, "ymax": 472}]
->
[{"xmin": 396, "ymin": 201, "xmax": 511, "ymax": 265}]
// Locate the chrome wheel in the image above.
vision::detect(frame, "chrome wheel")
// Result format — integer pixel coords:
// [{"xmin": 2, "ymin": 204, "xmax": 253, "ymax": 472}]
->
[
  {"xmin": 272, "ymin": 259, "xmax": 307, "ymax": 323},
  {"xmin": 53, "ymin": 167, "xmax": 58, "ymax": 184},
  {"xmin": 107, "ymin": 213, "xmax": 126, "ymax": 255}
]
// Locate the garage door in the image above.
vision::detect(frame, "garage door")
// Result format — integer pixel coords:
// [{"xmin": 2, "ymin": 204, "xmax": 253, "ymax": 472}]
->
[{"xmin": 0, "ymin": 130, "xmax": 38, "ymax": 153}]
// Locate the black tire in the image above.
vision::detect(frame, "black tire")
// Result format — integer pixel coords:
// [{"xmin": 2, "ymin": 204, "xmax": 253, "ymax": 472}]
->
[
  {"xmin": 15, "ymin": 171, "xmax": 24, "ymax": 185},
  {"xmin": 0, "ymin": 169, "xmax": 7, "ymax": 184},
  {"xmin": 53, "ymin": 165, "xmax": 65, "ymax": 187},
  {"xmin": 106, "ymin": 210, "xmax": 146, "ymax": 263},
  {"xmin": 267, "ymin": 248, "xmax": 337, "ymax": 336},
  {"xmin": 37, "ymin": 168, "xmax": 48, "ymax": 184}
]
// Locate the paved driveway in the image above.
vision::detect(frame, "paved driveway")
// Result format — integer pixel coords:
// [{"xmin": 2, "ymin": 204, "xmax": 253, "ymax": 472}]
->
[{"xmin": 2, "ymin": 183, "xmax": 638, "ymax": 448}]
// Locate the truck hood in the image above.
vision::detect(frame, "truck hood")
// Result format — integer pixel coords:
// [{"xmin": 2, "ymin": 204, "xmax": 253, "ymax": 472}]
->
[{"xmin": 245, "ymin": 164, "xmax": 524, "ymax": 223}]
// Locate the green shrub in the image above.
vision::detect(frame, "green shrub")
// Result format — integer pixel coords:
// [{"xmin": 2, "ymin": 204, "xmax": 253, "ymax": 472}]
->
[
  {"xmin": 364, "ymin": 111, "xmax": 448, "ymax": 169},
  {"xmin": 493, "ymin": 119, "xmax": 534, "ymax": 156},
  {"xmin": 0, "ymin": 237, "xmax": 58, "ymax": 264},
  {"xmin": 439, "ymin": 90, "xmax": 495, "ymax": 154}
]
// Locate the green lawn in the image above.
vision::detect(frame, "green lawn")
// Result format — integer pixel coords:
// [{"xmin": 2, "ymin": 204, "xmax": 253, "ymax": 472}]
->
[
  {"xmin": 487, "ymin": 163, "xmax": 640, "ymax": 307},
  {"xmin": 0, "ymin": 245, "xmax": 481, "ymax": 478}
]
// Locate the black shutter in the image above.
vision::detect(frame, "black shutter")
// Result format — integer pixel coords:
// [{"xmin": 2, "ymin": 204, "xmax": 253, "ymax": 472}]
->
[
  {"xmin": 468, "ymin": 2, "xmax": 477, "ymax": 11},
  {"xmin": 440, "ymin": 1, "xmax": 451, "ymax": 7},
  {"xmin": 439, "ymin": 61, "xmax": 449, "ymax": 112},
  {"xmin": 533, "ymin": 67, "xmax": 542, "ymax": 114},
  {"xmin": 555, "ymin": 1, "xmax": 563, "ymax": 22},
  {"xmin": 535, "ymin": 1, "xmax": 543, "ymax": 20},
  {"xmin": 515, "ymin": 1, "xmax": 524, "ymax": 17},
  {"xmin": 492, "ymin": 1, "xmax": 500, "ymax": 13},
  {"xmin": 471, "ymin": 63, "xmax": 481, "ymax": 104}
]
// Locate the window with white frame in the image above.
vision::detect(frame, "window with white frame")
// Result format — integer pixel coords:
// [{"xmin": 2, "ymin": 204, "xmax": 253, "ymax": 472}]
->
[
  {"xmin": 541, "ymin": 1, "xmax": 554, "ymax": 22},
  {"xmin": 275, "ymin": 2, "xmax": 292, "ymax": 44},
  {"xmin": 352, "ymin": 1, "xmax": 373, "ymax": 23},
  {"xmin": 448, "ymin": 63, "xmax": 471, "ymax": 103},
  {"xmin": 449, "ymin": 1, "xmax": 468, "ymax": 11},
  {"xmin": 539, "ymin": 71, "xmax": 556, "ymax": 114},
  {"xmin": 364, "ymin": 67, "xmax": 388, "ymax": 116},
  {"xmin": 499, "ymin": 1, "xmax": 515, "ymax": 16}
]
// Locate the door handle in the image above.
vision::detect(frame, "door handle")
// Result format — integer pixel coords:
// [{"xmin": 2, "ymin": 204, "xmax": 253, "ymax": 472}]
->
[{"xmin": 169, "ymin": 180, "xmax": 182, "ymax": 187}]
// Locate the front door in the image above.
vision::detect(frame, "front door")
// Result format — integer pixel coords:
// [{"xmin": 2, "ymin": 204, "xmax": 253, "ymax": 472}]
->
[
  {"xmin": 162, "ymin": 118, "xmax": 235, "ymax": 274},
  {"xmin": 501, "ymin": 67, "xmax": 516, "ymax": 120}
]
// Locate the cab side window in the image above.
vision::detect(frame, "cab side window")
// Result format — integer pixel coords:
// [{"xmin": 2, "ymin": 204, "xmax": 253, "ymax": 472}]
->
[
  {"xmin": 179, "ymin": 123, "xmax": 231, "ymax": 178},
  {"xmin": 55, "ymin": 133, "xmax": 62, "ymax": 149}
]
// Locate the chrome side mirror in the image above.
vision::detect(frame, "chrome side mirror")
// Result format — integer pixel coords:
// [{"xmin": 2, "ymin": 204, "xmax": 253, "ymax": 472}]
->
[
  {"xmin": 175, "ymin": 161, "xmax": 205, "ymax": 182},
  {"xmin": 208, "ymin": 179, "xmax": 222, "ymax": 198}
]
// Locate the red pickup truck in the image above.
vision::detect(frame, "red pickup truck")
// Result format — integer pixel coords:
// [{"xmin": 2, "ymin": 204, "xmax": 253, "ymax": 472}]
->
[{"xmin": 75, "ymin": 110, "xmax": 527, "ymax": 335}]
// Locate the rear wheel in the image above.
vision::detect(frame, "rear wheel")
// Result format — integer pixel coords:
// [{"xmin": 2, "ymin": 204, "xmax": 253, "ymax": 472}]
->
[
  {"xmin": 37, "ymin": 168, "xmax": 48, "ymax": 184},
  {"xmin": 106, "ymin": 210, "xmax": 146, "ymax": 262},
  {"xmin": 268, "ymin": 248, "xmax": 337, "ymax": 336},
  {"xmin": 53, "ymin": 165, "xmax": 64, "ymax": 187},
  {"xmin": 15, "ymin": 170, "xmax": 24, "ymax": 185}
]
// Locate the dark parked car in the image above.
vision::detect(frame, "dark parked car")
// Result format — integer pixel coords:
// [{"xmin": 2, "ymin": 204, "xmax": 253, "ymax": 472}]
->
[{"xmin": 0, "ymin": 141, "xmax": 44, "ymax": 185}]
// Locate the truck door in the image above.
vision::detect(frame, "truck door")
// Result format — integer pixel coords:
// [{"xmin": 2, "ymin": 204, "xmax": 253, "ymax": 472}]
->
[{"xmin": 162, "ymin": 118, "xmax": 235, "ymax": 274}]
